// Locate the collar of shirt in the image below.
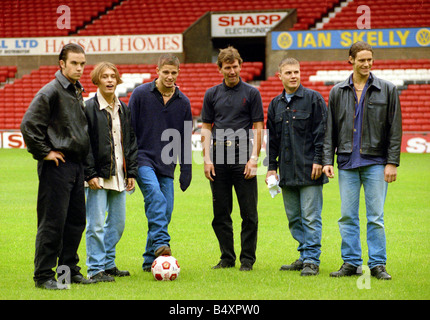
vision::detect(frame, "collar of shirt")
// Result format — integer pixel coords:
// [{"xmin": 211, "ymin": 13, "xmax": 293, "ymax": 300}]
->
[
  {"xmin": 348, "ymin": 72, "xmax": 374, "ymax": 88},
  {"xmin": 222, "ymin": 77, "xmax": 242, "ymax": 91},
  {"xmin": 282, "ymin": 84, "xmax": 303, "ymax": 101},
  {"xmin": 96, "ymin": 89, "xmax": 120, "ymax": 113},
  {"xmin": 150, "ymin": 78, "xmax": 181, "ymax": 99},
  {"xmin": 55, "ymin": 70, "xmax": 84, "ymax": 92}
]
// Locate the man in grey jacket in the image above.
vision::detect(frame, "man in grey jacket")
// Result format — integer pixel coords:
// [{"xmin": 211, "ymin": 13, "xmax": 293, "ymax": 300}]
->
[
  {"xmin": 21, "ymin": 43, "xmax": 93, "ymax": 289},
  {"xmin": 323, "ymin": 41, "xmax": 402, "ymax": 280}
]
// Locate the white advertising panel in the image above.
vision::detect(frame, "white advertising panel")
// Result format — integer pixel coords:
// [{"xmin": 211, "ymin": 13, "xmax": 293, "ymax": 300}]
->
[
  {"xmin": 211, "ymin": 12, "xmax": 288, "ymax": 38},
  {"xmin": 0, "ymin": 34, "xmax": 183, "ymax": 56}
]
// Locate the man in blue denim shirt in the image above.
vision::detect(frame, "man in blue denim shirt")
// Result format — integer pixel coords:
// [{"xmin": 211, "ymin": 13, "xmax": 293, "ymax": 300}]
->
[{"xmin": 266, "ymin": 58, "xmax": 328, "ymax": 276}]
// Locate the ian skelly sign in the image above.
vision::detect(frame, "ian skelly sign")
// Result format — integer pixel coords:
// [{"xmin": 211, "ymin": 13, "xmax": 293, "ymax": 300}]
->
[{"xmin": 272, "ymin": 28, "xmax": 430, "ymax": 50}]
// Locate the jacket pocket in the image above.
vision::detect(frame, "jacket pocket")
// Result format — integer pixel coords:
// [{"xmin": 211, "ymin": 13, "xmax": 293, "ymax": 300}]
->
[{"xmin": 291, "ymin": 110, "xmax": 310, "ymax": 132}]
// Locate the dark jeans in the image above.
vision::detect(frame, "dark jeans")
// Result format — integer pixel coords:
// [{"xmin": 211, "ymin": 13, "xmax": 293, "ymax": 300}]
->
[
  {"xmin": 34, "ymin": 160, "xmax": 86, "ymax": 285},
  {"xmin": 210, "ymin": 159, "xmax": 258, "ymax": 266}
]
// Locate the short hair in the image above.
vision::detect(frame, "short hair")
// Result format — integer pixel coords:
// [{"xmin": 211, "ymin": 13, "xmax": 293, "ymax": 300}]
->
[
  {"xmin": 157, "ymin": 53, "xmax": 180, "ymax": 69},
  {"xmin": 349, "ymin": 41, "xmax": 373, "ymax": 63},
  {"xmin": 217, "ymin": 46, "xmax": 243, "ymax": 69},
  {"xmin": 58, "ymin": 43, "xmax": 85, "ymax": 64},
  {"xmin": 90, "ymin": 62, "xmax": 123, "ymax": 86},
  {"xmin": 278, "ymin": 57, "xmax": 300, "ymax": 72}
]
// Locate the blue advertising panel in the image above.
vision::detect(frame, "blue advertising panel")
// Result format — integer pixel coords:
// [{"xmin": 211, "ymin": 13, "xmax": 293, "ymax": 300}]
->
[{"xmin": 272, "ymin": 28, "xmax": 430, "ymax": 50}]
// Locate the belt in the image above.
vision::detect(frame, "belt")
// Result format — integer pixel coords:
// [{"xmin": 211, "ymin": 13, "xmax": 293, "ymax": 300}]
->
[{"xmin": 213, "ymin": 140, "xmax": 240, "ymax": 147}]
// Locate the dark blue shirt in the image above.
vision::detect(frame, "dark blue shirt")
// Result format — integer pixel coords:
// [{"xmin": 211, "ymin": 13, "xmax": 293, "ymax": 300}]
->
[
  {"xmin": 337, "ymin": 73, "xmax": 386, "ymax": 169},
  {"xmin": 128, "ymin": 79, "xmax": 192, "ymax": 178},
  {"xmin": 201, "ymin": 78, "xmax": 264, "ymax": 142}
]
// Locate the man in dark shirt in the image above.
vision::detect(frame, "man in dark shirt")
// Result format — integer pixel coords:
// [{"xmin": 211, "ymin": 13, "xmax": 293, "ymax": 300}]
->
[
  {"xmin": 21, "ymin": 43, "xmax": 93, "ymax": 289},
  {"xmin": 128, "ymin": 53, "xmax": 192, "ymax": 272},
  {"xmin": 201, "ymin": 46, "xmax": 264, "ymax": 271},
  {"xmin": 266, "ymin": 58, "xmax": 328, "ymax": 276}
]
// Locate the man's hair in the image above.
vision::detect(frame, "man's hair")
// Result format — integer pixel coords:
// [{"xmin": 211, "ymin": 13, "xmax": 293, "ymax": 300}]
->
[
  {"xmin": 348, "ymin": 41, "xmax": 373, "ymax": 63},
  {"xmin": 90, "ymin": 61, "xmax": 123, "ymax": 86},
  {"xmin": 217, "ymin": 46, "xmax": 243, "ymax": 69},
  {"xmin": 58, "ymin": 43, "xmax": 85, "ymax": 65},
  {"xmin": 278, "ymin": 57, "xmax": 300, "ymax": 72},
  {"xmin": 157, "ymin": 53, "xmax": 180, "ymax": 69}
]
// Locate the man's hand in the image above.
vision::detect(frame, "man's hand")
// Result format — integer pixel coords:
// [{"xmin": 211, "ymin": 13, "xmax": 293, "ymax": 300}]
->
[
  {"xmin": 88, "ymin": 177, "xmax": 102, "ymax": 190},
  {"xmin": 311, "ymin": 163, "xmax": 323, "ymax": 180},
  {"xmin": 126, "ymin": 178, "xmax": 135, "ymax": 191},
  {"xmin": 204, "ymin": 163, "xmax": 215, "ymax": 181},
  {"xmin": 44, "ymin": 151, "xmax": 65, "ymax": 166},
  {"xmin": 384, "ymin": 164, "xmax": 397, "ymax": 183},
  {"xmin": 265, "ymin": 170, "xmax": 278, "ymax": 184},
  {"xmin": 323, "ymin": 165, "xmax": 335, "ymax": 179},
  {"xmin": 244, "ymin": 158, "xmax": 258, "ymax": 179}
]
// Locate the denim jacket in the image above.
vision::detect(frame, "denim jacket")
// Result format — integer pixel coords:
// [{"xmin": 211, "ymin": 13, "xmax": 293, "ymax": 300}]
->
[{"xmin": 267, "ymin": 85, "xmax": 328, "ymax": 187}]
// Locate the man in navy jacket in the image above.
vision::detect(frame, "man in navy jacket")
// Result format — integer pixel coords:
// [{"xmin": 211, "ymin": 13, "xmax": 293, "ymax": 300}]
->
[
  {"xmin": 266, "ymin": 57, "xmax": 328, "ymax": 276},
  {"xmin": 128, "ymin": 54, "xmax": 192, "ymax": 271}
]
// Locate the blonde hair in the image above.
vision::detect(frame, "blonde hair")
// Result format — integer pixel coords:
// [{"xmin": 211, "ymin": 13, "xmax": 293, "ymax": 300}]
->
[
  {"xmin": 90, "ymin": 61, "xmax": 123, "ymax": 86},
  {"xmin": 278, "ymin": 57, "xmax": 300, "ymax": 72}
]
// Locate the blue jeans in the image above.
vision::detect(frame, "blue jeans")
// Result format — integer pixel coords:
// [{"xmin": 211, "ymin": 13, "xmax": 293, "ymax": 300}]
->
[
  {"xmin": 338, "ymin": 165, "xmax": 388, "ymax": 269},
  {"xmin": 136, "ymin": 166, "xmax": 174, "ymax": 269},
  {"xmin": 281, "ymin": 185, "xmax": 323, "ymax": 265},
  {"xmin": 85, "ymin": 188, "xmax": 126, "ymax": 277}
]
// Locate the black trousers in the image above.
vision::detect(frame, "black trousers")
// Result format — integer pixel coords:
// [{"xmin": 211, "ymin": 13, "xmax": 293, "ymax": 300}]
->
[
  {"xmin": 210, "ymin": 148, "xmax": 258, "ymax": 266},
  {"xmin": 33, "ymin": 160, "xmax": 86, "ymax": 285}
]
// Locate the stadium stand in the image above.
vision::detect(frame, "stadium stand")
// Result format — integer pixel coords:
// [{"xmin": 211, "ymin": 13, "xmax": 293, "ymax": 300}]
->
[
  {"xmin": 0, "ymin": 0, "xmax": 341, "ymax": 37},
  {"xmin": 1, "ymin": 59, "xmax": 429, "ymax": 131},
  {"xmin": 0, "ymin": 0, "xmax": 121, "ymax": 38},
  {"xmin": 321, "ymin": 0, "xmax": 430, "ymax": 30},
  {"xmin": 1, "ymin": 0, "xmax": 429, "ymax": 133}
]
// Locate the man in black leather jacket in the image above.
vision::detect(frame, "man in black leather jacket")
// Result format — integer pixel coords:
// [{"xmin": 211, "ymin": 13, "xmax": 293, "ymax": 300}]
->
[
  {"xmin": 323, "ymin": 41, "xmax": 402, "ymax": 280},
  {"xmin": 21, "ymin": 43, "xmax": 93, "ymax": 289}
]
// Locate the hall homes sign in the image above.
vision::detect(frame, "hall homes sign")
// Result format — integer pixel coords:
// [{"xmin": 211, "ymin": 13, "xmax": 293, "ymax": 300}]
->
[
  {"xmin": 211, "ymin": 11, "xmax": 288, "ymax": 37},
  {"xmin": 0, "ymin": 34, "xmax": 183, "ymax": 55}
]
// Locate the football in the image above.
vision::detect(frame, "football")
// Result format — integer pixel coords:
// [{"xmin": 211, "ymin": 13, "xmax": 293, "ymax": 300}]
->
[{"xmin": 151, "ymin": 255, "xmax": 180, "ymax": 281}]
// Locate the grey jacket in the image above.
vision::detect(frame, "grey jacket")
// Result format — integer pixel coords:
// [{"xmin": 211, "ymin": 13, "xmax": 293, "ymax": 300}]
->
[{"xmin": 323, "ymin": 73, "xmax": 402, "ymax": 167}]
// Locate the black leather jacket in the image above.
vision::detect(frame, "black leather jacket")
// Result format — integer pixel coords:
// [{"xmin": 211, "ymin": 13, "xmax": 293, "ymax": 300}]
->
[
  {"xmin": 21, "ymin": 70, "xmax": 89, "ymax": 162},
  {"xmin": 83, "ymin": 94, "xmax": 138, "ymax": 182},
  {"xmin": 323, "ymin": 73, "xmax": 402, "ymax": 167}
]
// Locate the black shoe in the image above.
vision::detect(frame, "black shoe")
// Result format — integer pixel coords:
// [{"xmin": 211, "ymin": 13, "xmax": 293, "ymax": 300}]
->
[
  {"xmin": 71, "ymin": 274, "xmax": 96, "ymax": 284},
  {"xmin": 212, "ymin": 260, "xmax": 235, "ymax": 269},
  {"xmin": 89, "ymin": 271, "xmax": 115, "ymax": 282},
  {"xmin": 239, "ymin": 263, "xmax": 253, "ymax": 271},
  {"xmin": 35, "ymin": 279, "xmax": 66, "ymax": 290},
  {"xmin": 142, "ymin": 266, "xmax": 152, "ymax": 272},
  {"xmin": 280, "ymin": 259, "xmax": 303, "ymax": 271},
  {"xmin": 105, "ymin": 267, "xmax": 130, "ymax": 277},
  {"xmin": 330, "ymin": 263, "xmax": 362, "ymax": 277},
  {"xmin": 371, "ymin": 265, "xmax": 392, "ymax": 280},
  {"xmin": 301, "ymin": 263, "xmax": 319, "ymax": 276}
]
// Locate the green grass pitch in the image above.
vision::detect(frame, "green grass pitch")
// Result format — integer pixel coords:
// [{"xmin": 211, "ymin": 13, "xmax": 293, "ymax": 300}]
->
[{"xmin": 0, "ymin": 149, "xmax": 429, "ymax": 300}]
